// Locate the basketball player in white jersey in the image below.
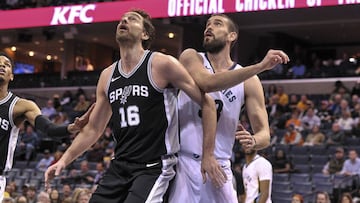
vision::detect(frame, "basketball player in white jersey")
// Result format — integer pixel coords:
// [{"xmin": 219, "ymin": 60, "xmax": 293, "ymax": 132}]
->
[
  {"xmin": 169, "ymin": 14, "xmax": 289, "ymax": 203},
  {"xmin": 0, "ymin": 53, "xmax": 91, "ymax": 202},
  {"xmin": 242, "ymin": 133, "xmax": 273, "ymax": 203},
  {"xmin": 45, "ymin": 10, "xmax": 219, "ymax": 203}
]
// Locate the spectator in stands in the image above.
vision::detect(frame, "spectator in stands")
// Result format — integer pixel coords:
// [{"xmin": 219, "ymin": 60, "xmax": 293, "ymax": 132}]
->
[
  {"xmin": 61, "ymin": 160, "xmax": 95, "ymax": 186},
  {"xmin": 337, "ymin": 110, "xmax": 355, "ymax": 135},
  {"xmin": 351, "ymin": 80, "xmax": 360, "ymax": 97},
  {"xmin": 326, "ymin": 122, "xmax": 345, "ymax": 145},
  {"xmin": 16, "ymin": 124, "xmax": 39, "ymax": 162},
  {"xmin": 287, "ymin": 94, "xmax": 299, "ymax": 112},
  {"xmin": 296, "ymin": 94, "xmax": 311, "ymax": 114},
  {"xmin": 303, "ymin": 125, "xmax": 325, "ymax": 146},
  {"xmin": 285, "ymin": 110, "xmax": 302, "ymax": 129},
  {"xmin": 91, "ymin": 161, "xmax": 105, "ymax": 192},
  {"xmin": 335, "ymin": 99, "xmax": 351, "ymax": 120},
  {"xmin": 60, "ymin": 90, "xmax": 74, "ymax": 113},
  {"xmin": 322, "ymin": 146, "xmax": 345, "ymax": 175},
  {"xmin": 36, "ymin": 149, "xmax": 54, "ymax": 172},
  {"xmin": 301, "ymin": 107, "xmax": 321, "ymax": 134},
  {"xmin": 340, "ymin": 192, "xmax": 352, "ymax": 203},
  {"xmin": 271, "ymin": 149, "xmax": 292, "ymax": 173},
  {"xmin": 52, "ymin": 94, "xmax": 61, "ymax": 112},
  {"xmin": 2, "ymin": 196, "xmax": 15, "ymax": 203},
  {"xmin": 350, "ymin": 94, "xmax": 360, "ymax": 110},
  {"xmin": 15, "ymin": 195, "xmax": 27, "ymax": 203},
  {"xmin": 60, "ymin": 184, "xmax": 72, "ymax": 201},
  {"xmin": 281, "ymin": 124, "xmax": 303, "ymax": 146},
  {"xmin": 340, "ymin": 149, "xmax": 360, "ymax": 176},
  {"xmin": 25, "ymin": 185, "xmax": 37, "ymax": 203},
  {"xmin": 41, "ymin": 99, "xmax": 57, "ymax": 118},
  {"xmin": 72, "ymin": 94, "xmax": 91, "ymax": 121},
  {"xmin": 49, "ymin": 188, "xmax": 61, "ymax": 203},
  {"xmin": 332, "ymin": 81, "xmax": 351, "ymax": 101},
  {"xmin": 267, "ymin": 94, "xmax": 286, "ymax": 128},
  {"xmin": 276, "ymin": 85, "xmax": 289, "ymax": 107},
  {"xmin": 329, "ymin": 93, "xmax": 343, "ymax": 119},
  {"xmin": 315, "ymin": 191, "xmax": 331, "ymax": 203},
  {"xmin": 352, "ymin": 109, "xmax": 360, "ymax": 137},
  {"xmin": 37, "ymin": 191, "xmax": 50, "ymax": 203},
  {"xmin": 265, "ymin": 84, "xmax": 277, "ymax": 99},
  {"xmin": 288, "ymin": 58, "xmax": 306, "ymax": 79},
  {"xmin": 292, "ymin": 193, "xmax": 304, "ymax": 203},
  {"xmin": 71, "ymin": 188, "xmax": 91, "ymax": 203},
  {"xmin": 49, "ymin": 150, "xmax": 64, "ymax": 166},
  {"xmin": 317, "ymin": 100, "xmax": 333, "ymax": 129}
]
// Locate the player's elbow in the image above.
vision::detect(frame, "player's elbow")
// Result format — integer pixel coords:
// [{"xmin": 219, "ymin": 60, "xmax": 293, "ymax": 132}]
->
[{"xmin": 199, "ymin": 81, "xmax": 219, "ymax": 93}]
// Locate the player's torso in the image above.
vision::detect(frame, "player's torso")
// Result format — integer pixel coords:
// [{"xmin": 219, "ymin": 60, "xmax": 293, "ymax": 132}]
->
[
  {"xmin": 106, "ymin": 50, "xmax": 179, "ymax": 163},
  {"xmin": 178, "ymin": 53, "xmax": 244, "ymax": 159},
  {"xmin": 0, "ymin": 92, "xmax": 20, "ymax": 172}
]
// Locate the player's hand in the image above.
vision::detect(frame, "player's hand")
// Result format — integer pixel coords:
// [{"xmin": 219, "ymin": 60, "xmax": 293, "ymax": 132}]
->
[
  {"xmin": 259, "ymin": 49, "xmax": 290, "ymax": 71},
  {"xmin": 201, "ymin": 155, "xmax": 227, "ymax": 188},
  {"xmin": 235, "ymin": 123, "xmax": 256, "ymax": 150},
  {"xmin": 67, "ymin": 103, "xmax": 95, "ymax": 134},
  {"xmin": 44, "ymin": 160, "xmax": 66, "ymax": 190}
]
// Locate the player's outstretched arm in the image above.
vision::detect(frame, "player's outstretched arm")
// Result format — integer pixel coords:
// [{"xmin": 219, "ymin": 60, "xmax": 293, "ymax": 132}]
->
[
  {"xmin": 179, "ymin": 48, "xmax": 289, "ymax": 92},
  {"xmin": 45, "ymin": 68, "xmax": 112, "ymax": 189}
]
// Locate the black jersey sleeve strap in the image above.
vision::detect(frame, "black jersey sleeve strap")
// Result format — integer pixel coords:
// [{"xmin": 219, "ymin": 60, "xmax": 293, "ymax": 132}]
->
[{"xmin": 34, "ymin": 115, "xmax": 70, "ymax": 138}]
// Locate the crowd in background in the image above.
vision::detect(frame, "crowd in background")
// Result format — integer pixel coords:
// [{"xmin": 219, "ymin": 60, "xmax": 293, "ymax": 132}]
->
[{"xmin": 2, "ymin": 76, "xmax": 359, "ymax": 202}]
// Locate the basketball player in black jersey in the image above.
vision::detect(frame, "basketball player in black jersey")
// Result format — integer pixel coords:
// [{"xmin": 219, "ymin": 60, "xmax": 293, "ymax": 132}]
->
[
  {"xmin": 0, "ymin": 53, "xmax": 91, "ymax": 202},
  {"xmin": 45, "ymin": 9, "xmax": 220, "ymax": 203}
]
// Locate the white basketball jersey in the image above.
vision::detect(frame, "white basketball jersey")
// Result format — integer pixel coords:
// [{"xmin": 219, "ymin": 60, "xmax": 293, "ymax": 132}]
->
[{"xmin": 178, "ymin": 52, "xmax": 245, "ymax": 160}]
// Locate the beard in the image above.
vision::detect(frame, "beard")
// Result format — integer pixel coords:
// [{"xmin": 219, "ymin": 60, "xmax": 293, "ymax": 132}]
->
[
  {"xmin": 116, "ymin": 32, "xmax": 136, "ymax": 46},
  {"xmin": 203, "ymin": 37, "xmax": 226, "ymax": 54}
]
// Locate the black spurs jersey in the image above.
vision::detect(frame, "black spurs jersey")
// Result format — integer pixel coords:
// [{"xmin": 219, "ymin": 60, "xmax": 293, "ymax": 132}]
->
[
  {"xmin": 106, "ymin": 50, "xmax": 179, "ymax": 163},
  {"xmin": 0, "ymin": 92, "xmax": 20, "ymax": 173}
]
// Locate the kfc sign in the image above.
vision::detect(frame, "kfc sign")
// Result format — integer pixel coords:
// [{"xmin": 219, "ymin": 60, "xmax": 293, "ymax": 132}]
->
[{"xmin": 50, "ymin": 4, "xmax": 96, "ymax": 25}]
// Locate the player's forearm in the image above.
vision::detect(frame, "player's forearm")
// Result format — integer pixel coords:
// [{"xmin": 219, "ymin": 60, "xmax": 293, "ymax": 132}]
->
[
  {"xmin": 201, "ymin": 64, "xmax": 262, "ymax": 93},
  {"xmin": 258, "ymin": 192, "xmax": 269, "ymax": 203},
  {"xmin": 201, "ymin": 94, "xmax": 217, "ymax": 157},
  {"xmin": 253, "ymin": 129, "xmax": 270, "ymax": 150},
  {"xmin": 60, "ymin": 127, "xmax": 100, "ymax": 166},
  {"xmin": 34, "ymin": 115, "xmax": 70, "ymax": 138}
]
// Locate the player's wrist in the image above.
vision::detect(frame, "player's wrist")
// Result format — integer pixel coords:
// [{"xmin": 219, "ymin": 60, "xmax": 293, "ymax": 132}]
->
[{"xmin": 252, "ymin": 136, "xmax": 257, "ymax": 150}]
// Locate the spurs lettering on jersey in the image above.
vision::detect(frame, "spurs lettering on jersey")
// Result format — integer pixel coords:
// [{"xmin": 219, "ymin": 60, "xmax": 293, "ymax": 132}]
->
[
  {"xmin": 109, "ymin": 85, "xmax": 149, "ymax": 104},
  {"xmin": 0, "ymin": 117, "xmax": 9, "ymax": 131}
]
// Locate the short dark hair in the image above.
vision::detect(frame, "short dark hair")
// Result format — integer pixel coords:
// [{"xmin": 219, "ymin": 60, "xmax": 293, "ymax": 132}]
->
[
  {"xmin": 132, "ymin": 9, "xmax": 155, "ymax": 50},
  {"xmin": 0, "ymin": 52, "xmax": 13, "ymax": 69}
]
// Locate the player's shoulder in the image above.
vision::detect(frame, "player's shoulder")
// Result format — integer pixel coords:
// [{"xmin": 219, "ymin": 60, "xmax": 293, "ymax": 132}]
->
[
  {"xmin": 179, "ymin": 48, "xmax": 202, "ymax": 61},
  {"xmin": 151, "ymin": 51, "xmax": 179, "ymax": 68}
]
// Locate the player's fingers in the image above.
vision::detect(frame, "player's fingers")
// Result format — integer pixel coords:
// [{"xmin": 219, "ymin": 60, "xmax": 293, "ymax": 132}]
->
[
  {"xmin": 201, "ymin": 169, "xmax": 207, "ymax": 184},
  {"xmin": 237, "ymin": 123, "xmax": 245, "ymax": 131}
]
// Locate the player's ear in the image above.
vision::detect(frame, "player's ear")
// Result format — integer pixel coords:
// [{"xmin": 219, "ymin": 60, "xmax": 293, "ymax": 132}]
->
[
  {"xmin": 229, "ymin": 31, "xmax": 237, "ymax": 42},
  {"xmin": 142, "ymin": 31, "xmax": 149, "ymax": 41}
]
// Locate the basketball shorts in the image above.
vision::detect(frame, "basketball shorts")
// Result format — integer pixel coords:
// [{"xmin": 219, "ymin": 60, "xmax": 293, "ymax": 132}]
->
[
  {"xmin": 168, "ymin": 153, "xmax": 238, "ymax": 203},
  {"xmin": 90, "ymin": 154, "xmax": 177, "ymax": 203}
]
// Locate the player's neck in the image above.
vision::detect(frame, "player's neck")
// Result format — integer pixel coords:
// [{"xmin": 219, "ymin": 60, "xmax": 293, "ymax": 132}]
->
[
  {"xmin": 0, "ymin": 84, "xmax": 9, "ymax": 100},
  {"xmin": 119, "ymin": 44, "xmax": 145, "ymax": 73},
  {"xmin": 245, "ymin": 153, "xmax": 258, "ymax": 165},
  {"xmin": 206, "ymin": 49, "xmax": 233, "ymax": 72}
]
